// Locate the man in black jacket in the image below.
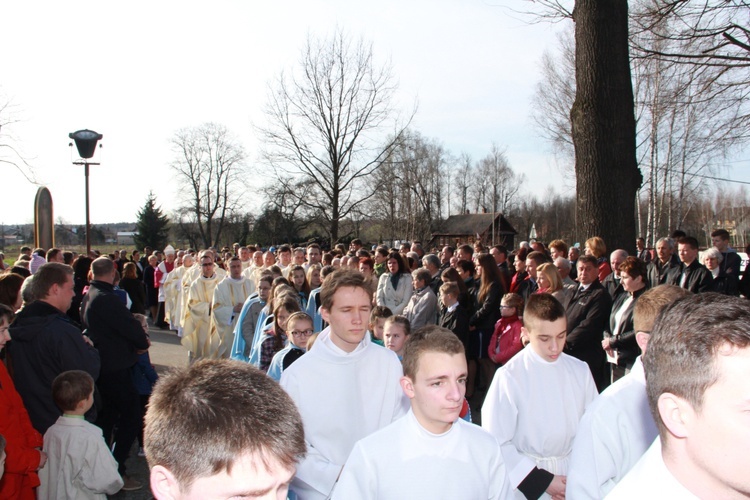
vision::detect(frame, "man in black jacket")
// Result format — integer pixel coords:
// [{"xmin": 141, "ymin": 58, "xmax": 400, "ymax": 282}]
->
[
  {"xmin": 667, "ymin": 237, "xmax": 713, "ymax": 294},
  {"xmin": 81, "ymin": 257, "xmax": 149, "ymax": 490},
  {"xmin": 9, "ymin": 263, "xmax": 100, "ymax": 434},
  {"xmin": 647, "ymin": 237, "xmax": 681, "ymax": 288},
  {"xmin": 563, "ymin": 255, "xmax": 613, "ymax": 392}
]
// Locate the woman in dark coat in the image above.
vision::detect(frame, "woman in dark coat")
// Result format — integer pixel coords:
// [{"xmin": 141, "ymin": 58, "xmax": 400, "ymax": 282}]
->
[
  {"xmin": 120, "ymin": 262, "xmax": 147, "ymax": 314},
  {"xmin": 143, "ymin": 254, "xmax": 159, "ymax": 321},
  {"xmin": 68, "ymin": 256, "xmax": 92, "ymax": 324},
  {"xmin": 468, "ymin": 253, "xmax": 505, "ymax": 398},
  {"xmin": 602, "ymin": 257, "xmax": 648, "ymax": 383}
]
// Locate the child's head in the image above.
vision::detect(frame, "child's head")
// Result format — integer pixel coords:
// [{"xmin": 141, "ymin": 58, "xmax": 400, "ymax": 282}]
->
[
  {"xmin": 285, "ymin": 311, "xmax": 314, "ymax": 349},
  {"xmin": 522, "ymin": 294, "xmax": 567, "ymax": 363},
  {"xmin": 273, "ymin": 296, "xmax": 302, "ymax": 335},
  {"xmin": 500, "ymin": 293, "xmax": 524, "ymax": 318},
  {"xmin": 146, "ymin": 360, "xmax": 305, "ymax": 500},
  {"xmin": 134, "ymin": 313, "xmax": 149, "ymax": 332},
  {"xmin": 369, "ymin": 306, "xmax": 393, "ymax": 341},
  {"xmin": 52, "ymin": 370, "xmax": 95, "ymax": 415},
  {"xmin": 438, "ymin": 282, "xmax": 459, "ymax": 309},
  {"xmin": 0, "ymin": 304, "xmax": 14, "ymax": 353},
  {"xmin": 384, "ymin": 315, "xmax": 411, "ymax": 358},
  {"xmin": 288, "ymin": 265, "xmax": 310, "ymax": 295},
  {"xmin": 400, "ymin": 326, "xmax": 467, "ymax": 434}
]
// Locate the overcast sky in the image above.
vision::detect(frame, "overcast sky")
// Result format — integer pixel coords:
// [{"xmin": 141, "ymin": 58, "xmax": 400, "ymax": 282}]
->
[{"xmin": 2, "ymin": 1, "xmax": 747, "ymax": 227}]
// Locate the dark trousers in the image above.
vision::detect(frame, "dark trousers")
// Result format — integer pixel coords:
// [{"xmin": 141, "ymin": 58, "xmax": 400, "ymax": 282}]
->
[
  {"xmin": 156, "ymin": 301, "xmax": 169, "ymax": 328},
  {"xmin": 95, "ymin": 369, "xmax": 140, "ymax": 476}
]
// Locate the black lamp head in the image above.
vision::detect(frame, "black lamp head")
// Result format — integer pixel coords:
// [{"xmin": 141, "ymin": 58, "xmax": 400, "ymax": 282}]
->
[{"xmin": 69, "ymin": 129, "xmax": 103, "ymax": 159}]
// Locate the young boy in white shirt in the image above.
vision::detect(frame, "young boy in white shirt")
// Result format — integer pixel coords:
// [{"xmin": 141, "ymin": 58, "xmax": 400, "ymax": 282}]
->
[
  {"xmin": 38, "ymin": 370, "xmax": 123, "ymax": 499},
  {"xmin": 333, "ymin": 325, "xmax": 511, "ymax": 499},
  {"xmin": 482, "ymin": 293, "xmax": 597, "ymax": 499}
]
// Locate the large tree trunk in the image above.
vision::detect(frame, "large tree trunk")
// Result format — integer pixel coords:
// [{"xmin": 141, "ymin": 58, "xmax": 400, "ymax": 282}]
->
[{"xmin": 571, "ymin": 0, "xmax": 641, "ymax": 254}]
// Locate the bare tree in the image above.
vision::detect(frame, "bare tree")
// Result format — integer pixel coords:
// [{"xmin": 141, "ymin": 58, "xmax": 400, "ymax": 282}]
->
[
  {"xmin": 475, "ymin": 144, "xmax": 525, "ymax": 217},
  {"xmin": 170, "ymin": 123, "xmax": 247, "ymax": 249},
  {"xmin": 259, "ymin": 30, "xmax": 411, "ymax": 243},
  {"xmin": 453, "ymin": 152, "xmax": 473, "ymax": 215},
  {"xmin": 531, "ymin": 26, "xmax": 576, "ymax": 170},
  {"xmin": 0, "ymin": 98, "xmax": 36, "ymax": 184}
]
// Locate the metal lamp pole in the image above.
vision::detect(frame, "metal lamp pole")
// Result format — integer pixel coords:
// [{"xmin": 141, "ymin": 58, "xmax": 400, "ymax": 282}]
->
[{"xmin": 69, "ymin": 130, "xmax": 103, "ymax": 256}]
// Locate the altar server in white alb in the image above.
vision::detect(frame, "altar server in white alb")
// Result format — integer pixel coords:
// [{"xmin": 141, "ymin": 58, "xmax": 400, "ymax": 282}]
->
[
  {"xmin": 607, "ymin": 293, "xmax": 750, "ymax": 499},
  {"xmin": 482, "ymin": 293, "xmax": 597, "ymax": 500},
  {"xmin": 212, "ymin": 257, "xmax": 254, "ymax": 358},
  {"xmin": 280, "ymin": 269, "xmax": 409, "ymax": 500},
  {"xmin": 567, "ymin": 285, "xmax": 688, "ymax": 499},
  {"xmin": 333, "ymin": 325, "xmax": 511, "ymax": 499}
]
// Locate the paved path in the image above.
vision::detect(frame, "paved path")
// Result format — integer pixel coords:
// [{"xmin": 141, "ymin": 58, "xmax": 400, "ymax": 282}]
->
[{"xmin": 109, "ymin": 323, "xmax": 187, "ymax": 500}]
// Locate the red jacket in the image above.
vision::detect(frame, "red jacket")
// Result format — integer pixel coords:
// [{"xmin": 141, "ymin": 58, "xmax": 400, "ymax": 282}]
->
[
  {"xmin": 0, "ymin": 361, "xmax": 43, "ymax": 499},
  {"xmin": 488, "ymin": 315, "xmax": 523, "ymax": 365}
]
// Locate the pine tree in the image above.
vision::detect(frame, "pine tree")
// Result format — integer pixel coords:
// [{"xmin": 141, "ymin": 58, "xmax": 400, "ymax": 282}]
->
[{"xmin": 134, "ymin": 192, "xmax": 170, "ymax": 251}]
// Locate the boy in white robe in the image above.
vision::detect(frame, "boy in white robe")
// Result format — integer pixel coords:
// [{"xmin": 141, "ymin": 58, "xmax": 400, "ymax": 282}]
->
[
  {"xmin": 482, "ymin": 293, "xmax": 597, "ymax": 499},
  {"xmin": 567, "ymin": 286, "xmax": 688, "ymax": 499},
  {"xmin": 38, "ymin": 370, "xmax": 123, "ymax": 499},
  {"xmin": 607, "ymin": 293, "xmax": 750, "ymax": 499},
  {"xmin": 333, "ymin": 326, "xmax": 511, "ymax": 499},
  {"xmin": 146, "ymin": 359, "xmax": 307, "ymax": 500},
  {"xmin": 280, "ymin": 269, "xmax": 409, "ymax": 500}
]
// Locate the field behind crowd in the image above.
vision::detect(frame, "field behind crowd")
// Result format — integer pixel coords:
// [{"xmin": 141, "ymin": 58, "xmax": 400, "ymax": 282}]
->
[{"xmin": 1, "ymin": 245, "xmax": 124, "ymax": 267}]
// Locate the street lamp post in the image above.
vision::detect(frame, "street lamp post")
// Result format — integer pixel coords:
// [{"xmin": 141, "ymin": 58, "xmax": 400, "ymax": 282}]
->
[{"xmin": 69, "ymin": 129, "xmax": 102, "ymax": 256}]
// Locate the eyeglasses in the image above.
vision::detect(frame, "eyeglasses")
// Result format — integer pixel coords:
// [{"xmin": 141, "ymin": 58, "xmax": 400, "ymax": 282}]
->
[
  {"xmin": 201, "ymin": 263, "xmax": 214, "ymax": 267},
  {"xmin": 291, "ymin": 329, "xmax": 314, "ymax": 337}
]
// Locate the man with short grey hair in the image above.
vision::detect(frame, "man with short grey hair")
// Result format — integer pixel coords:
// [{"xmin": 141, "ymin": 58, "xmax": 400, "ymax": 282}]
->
[
  {"xmin": 602, "ymin": 249, "xmax": 628, "ymax": 300},
  {"xmin": 554, "ymin": 257, "xmax": 576, "ymax": 289},
  {"xmin": 422, "ymin": 254, "xmax": 442, "ymax": 294},
  {"xmin": 647, "ymin": 237, "xmax": 680, "ymax": 288},
  {"xmin": 404, "ymin": 268, "xmax": 438, "ymax": 330}
]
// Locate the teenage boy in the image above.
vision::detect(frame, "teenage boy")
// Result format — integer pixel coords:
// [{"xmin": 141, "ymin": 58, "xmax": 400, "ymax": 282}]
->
[
  {"xmin": 608, "ymin": 293, "xmax": 750, "ymax": 498},
  {"xmin": 267, "ymin": 312, "xmax": 314, "ymax": 382},
  {"xmin": 567, "ymin": 285, "xmax": 689, "ymax": 499},
  {"xmin": 482, "ymin": 294, "xmax": 597, "ymax": 499},
  {"xmin": 438, "ymin": 282, "xmax": 469, "ymax": 350},
  {"xmin": 38, "ymin": 370, "xmax": 123, "ymax": 498},
  {"xmin": 333, "ymin": 326, "xmax": 510, "ymax": 499},
  {"xmin": 147, "ymin": 359, "xmax": 306, "ymax": 500},
  {"xmin": 280, "ymin": 269, "xmax": 409, "ymax": 500}
]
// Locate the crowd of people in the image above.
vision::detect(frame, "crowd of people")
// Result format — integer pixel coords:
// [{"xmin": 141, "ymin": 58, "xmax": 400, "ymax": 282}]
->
[{"xmin": 0, "ymin": 227, "xmax": 748, "ymax": 499}]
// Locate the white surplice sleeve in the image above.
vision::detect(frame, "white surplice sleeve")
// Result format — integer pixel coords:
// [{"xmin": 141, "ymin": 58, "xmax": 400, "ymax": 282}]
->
[
  {"xmin": 280, "ymin": 368, "xmax": 342, "ymax": 498},
  {"xmin": 482, "ymin": 368, "xmax": 537, "ymax": 488},
  {"xmin": 331, "ymin": 441, "xmax": 376, "ymax": 500}
]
